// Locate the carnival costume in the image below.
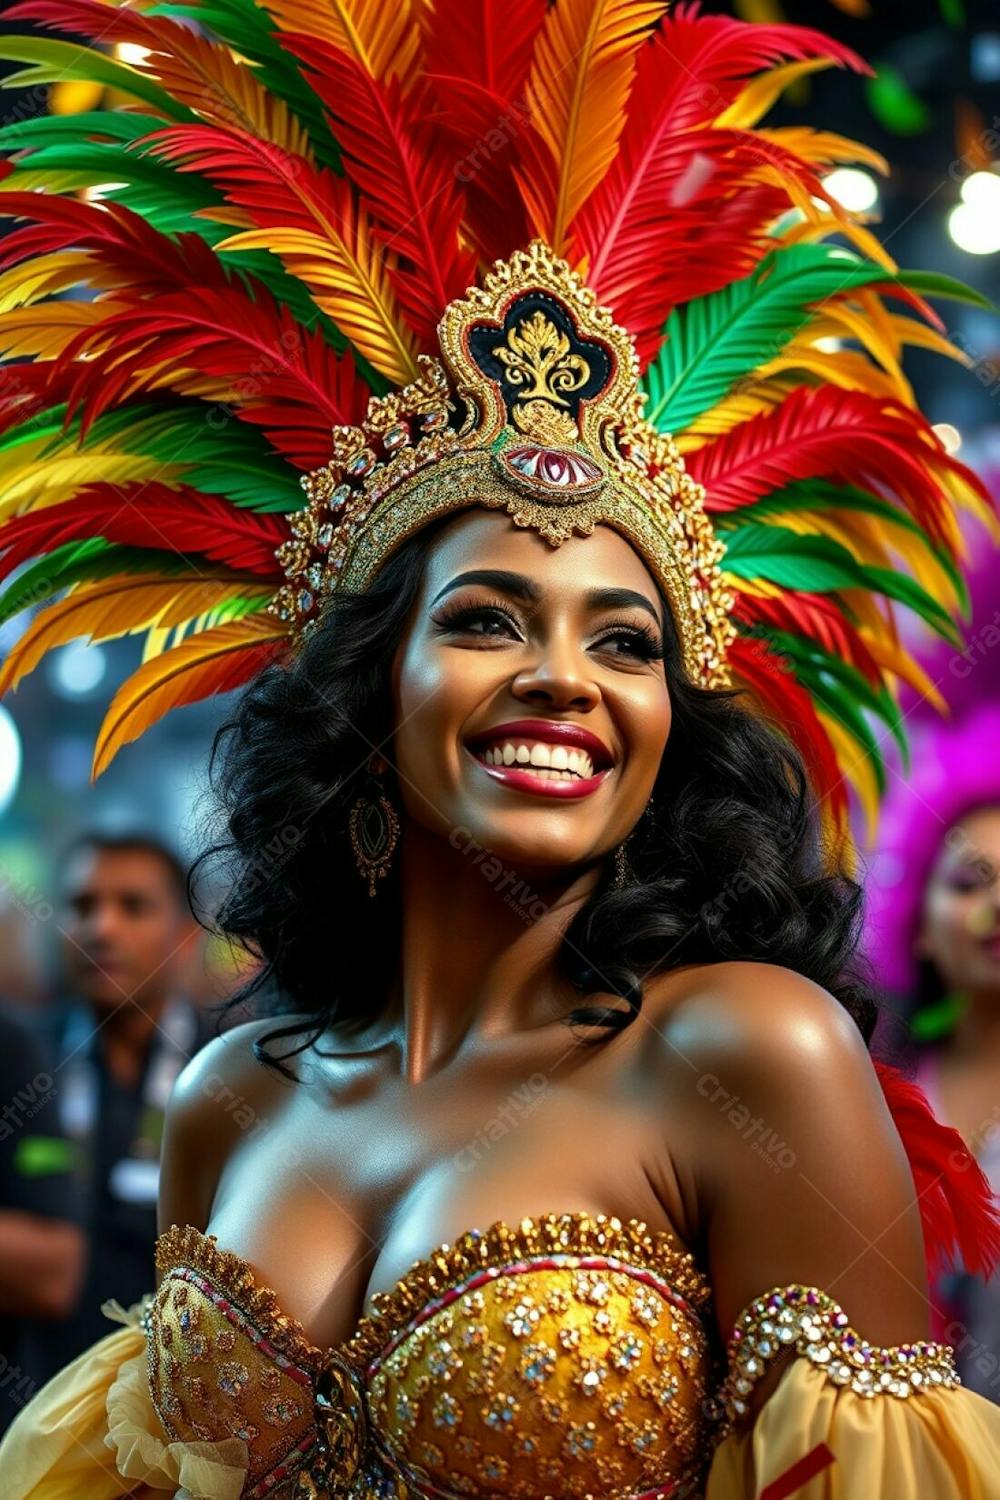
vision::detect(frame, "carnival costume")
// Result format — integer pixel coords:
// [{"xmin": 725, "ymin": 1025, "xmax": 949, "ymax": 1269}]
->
[{"xmin": 2, "ymin": 2, "xmax": 1000, "ymax": 1496}]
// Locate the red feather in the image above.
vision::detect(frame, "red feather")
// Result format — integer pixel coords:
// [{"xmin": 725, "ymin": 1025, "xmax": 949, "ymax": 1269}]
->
[
  {"xmin": 418, "ymin": 0, "xmax": 548, "ymax": 263},
  {"xmin": 0, "ymin": 484, "xmax": 288, "ymax": 580},
  {"xmin": 50, "ymin": 282, "xmax": 368, "ymax": 468},
  {"xmin": 874, "ymin": 1060, "xmax": 1000, "ymax": 1284},
  {"xmin": 0, "ymin": 193, "xmax": 233, "ymax": 299},
  {"xmin": 419, "ymin": 0, "xmax": 551, "ymax": 261},
  {"xmin": 727, "ymin": 632, "xmax": 848, "ymax": 828},
  {"xmin": 276, "ymin": 32, "xmax": 477, "ymax": 347},
  {"xmin": 575, "ymin": 7, "xmax": 866, "ymax": 358},
  {"xmin": 686, "ymin": 387, "xmax": 979, "ymax": 552},
  {"xmin": 733, "ymin": 591, "xmax": 884, "ymax": 686}
]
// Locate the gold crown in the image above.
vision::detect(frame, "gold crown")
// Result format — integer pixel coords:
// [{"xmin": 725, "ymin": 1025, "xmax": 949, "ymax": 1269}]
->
[{"xmin": 271, "ymin": 241, "xmax": 735, "ymax": 687}]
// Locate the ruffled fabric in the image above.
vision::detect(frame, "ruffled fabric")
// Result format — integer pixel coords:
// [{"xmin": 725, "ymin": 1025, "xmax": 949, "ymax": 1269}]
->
[
  {"xmin": 0, "ymin": 1297, "xmax": 249, "ymax": 1500},
  {"xmin": 705, "ymin": 1355, "xmax": 1000, "ymax": 1498}
]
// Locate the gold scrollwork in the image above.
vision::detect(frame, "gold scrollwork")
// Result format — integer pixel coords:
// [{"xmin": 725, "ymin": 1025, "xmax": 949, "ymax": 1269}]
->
[{"xmin": 492, "ymin": 310, "xmax": 590, "ymax": 408}]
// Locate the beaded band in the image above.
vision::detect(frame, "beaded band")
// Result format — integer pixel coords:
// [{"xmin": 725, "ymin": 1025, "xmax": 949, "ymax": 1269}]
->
[{"xmin": 711, "ymin": 1282, "xmax": 961, "ymax": 1434}]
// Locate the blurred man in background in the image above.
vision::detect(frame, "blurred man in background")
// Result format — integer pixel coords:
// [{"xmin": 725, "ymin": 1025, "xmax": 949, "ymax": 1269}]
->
[
  {"xmin": 0, "ymin": 1007, "xmax": 83, "ymax": 1434},
  {"xmin": 34, "ymin": 832, "xmax": 212, "ymax": 1381}
]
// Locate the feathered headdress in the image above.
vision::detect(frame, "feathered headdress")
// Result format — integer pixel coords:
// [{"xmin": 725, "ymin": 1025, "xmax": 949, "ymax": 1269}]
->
[{"xmin": 0, "ymin": 0, "xmax": 993, "ymax": 827}]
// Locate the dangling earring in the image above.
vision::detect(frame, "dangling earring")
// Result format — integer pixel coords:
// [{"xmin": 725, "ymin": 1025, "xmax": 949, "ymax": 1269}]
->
[
  {"xmin": 612, "ymin": 798, "xmax": 654, "ymax": 888},
  {"xmin": 613, "ymin": 840, "xmax": 634, "ymax": 889},
  {"xmin": 348, "ymin": 764, "xmax": 400, "ymax": 898}
]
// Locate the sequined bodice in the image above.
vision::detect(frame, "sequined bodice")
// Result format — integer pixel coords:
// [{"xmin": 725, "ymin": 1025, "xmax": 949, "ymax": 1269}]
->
[{"xmin": 149, "ymin": 1214, "xmax": 720, "ymax": 1499}]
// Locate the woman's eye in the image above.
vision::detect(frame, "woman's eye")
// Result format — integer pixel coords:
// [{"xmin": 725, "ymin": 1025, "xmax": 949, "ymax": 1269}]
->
[
  {"xmin": 439, "ymin": 605, "xmax": 517, "ymax": 637},
  {"xmin": 436, "ymin": 605, "xmax": 661, "ymax": 660},
  {"xmin": 597, "ymin": 629, "xmax": 661, "ymax": 660}
]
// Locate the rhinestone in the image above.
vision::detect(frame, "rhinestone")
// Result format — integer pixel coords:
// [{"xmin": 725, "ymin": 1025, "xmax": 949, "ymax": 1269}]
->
[
  {"xmin": 330, "ymin": 484, "xmax": 351, "ymax": 508},
  {"xmin": 296, "ymin": 588, "xmax": 314, "ymax": 613},
  {"xmin": 316, "ymin": 522, "xmax": 334, "ymax": 548},
  {"xmin": 482, "ymin": 1392, "xmax": 518, "ymax": 1429},
  {"xmin": 563, "ymin": 1421, "xmax": 598, "ymax": 1458},
  {"xmin": 382, "ymin": 423, "xmax": 408, "ymax": 450},
  {"xmin": 432, "ymin": 1391, "xmax": 462, "ymax": 1428}
]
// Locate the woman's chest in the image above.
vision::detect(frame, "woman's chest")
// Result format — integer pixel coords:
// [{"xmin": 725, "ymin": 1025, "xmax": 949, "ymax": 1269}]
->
[{"xmin": 201, "ymin": 1055, "xmax": 693, "ymax": 1354}]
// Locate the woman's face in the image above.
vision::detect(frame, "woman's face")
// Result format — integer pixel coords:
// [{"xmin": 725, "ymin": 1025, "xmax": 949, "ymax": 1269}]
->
[
  {"xmin": 388, "ymin": 510, "xmax": 672, "ymax": 877},
  {"xmin": 917, "ymin": 804, "xmax": 1000, "ymax": 997}
]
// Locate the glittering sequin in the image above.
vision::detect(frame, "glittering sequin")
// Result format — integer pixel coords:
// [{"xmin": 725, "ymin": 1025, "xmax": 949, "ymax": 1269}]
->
[{"xmin": 148, "ymin": 1213, "xmax": 965, "ymax": 1500}]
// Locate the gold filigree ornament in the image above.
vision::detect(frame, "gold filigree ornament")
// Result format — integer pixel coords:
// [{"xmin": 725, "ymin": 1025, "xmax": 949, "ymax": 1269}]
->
[
  {"xmin": 293, "ymin": 1351, "xmax": 369, "ymax": 1499},
  {"xmin": 271, "ymin": 241, "xmax": 736, "ymax": 689}
]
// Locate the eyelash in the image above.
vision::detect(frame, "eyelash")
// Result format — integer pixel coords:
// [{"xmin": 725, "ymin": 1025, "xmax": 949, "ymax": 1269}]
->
[{"xmin": 433, "ymin": 597, "xmax": 664, "ymax": 661}]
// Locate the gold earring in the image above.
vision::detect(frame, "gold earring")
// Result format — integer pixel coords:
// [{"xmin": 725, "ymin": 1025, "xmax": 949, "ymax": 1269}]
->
[{"xmin": 348, "ymin": 767, "xmax": 400, "ymax": 898}]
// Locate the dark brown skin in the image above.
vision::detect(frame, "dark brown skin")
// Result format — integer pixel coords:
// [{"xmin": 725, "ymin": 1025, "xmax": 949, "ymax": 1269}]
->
[
  {"xmin": 159, "ymin": 512, "xmax": 930, "ymax": 1424},
  {"xmin": 917, "ymin": 804, "xmax": 1000, "ymax": 1154},
  {"xmin": 60, "ymin": 845, "xmax": 202, "ymax": 1089}
]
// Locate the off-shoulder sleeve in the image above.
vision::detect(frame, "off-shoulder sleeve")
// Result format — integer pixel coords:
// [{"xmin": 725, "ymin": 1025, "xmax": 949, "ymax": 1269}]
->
[
  {"xmin": 0, "ymin": 1295, "xmax": 249, "ymax": 1500},
  {"xmin": 704, "ymin": 1282, "xmax": 1000, "ymax": 1499}
]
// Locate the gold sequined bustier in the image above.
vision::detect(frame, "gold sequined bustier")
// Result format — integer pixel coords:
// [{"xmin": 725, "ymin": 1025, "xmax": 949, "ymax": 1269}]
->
[
  {"xmin": 148, "ymin": 1213, "xmax": 960, "ymax": 1500},
  {"xmin": 150, "ymin": 1215, "xmax": 719, "ymax": 1499}
]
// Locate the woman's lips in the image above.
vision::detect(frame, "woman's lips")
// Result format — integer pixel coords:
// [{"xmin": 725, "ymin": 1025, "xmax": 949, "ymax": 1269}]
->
[{"xmin": 465, "ymin": 745, "xmax": 612, "ymax": 800}]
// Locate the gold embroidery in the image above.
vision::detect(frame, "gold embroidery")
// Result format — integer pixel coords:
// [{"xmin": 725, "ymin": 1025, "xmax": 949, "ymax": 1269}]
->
[{"xmin": 491, "ymin": 309, "xmax": 591, "ymax": 408}]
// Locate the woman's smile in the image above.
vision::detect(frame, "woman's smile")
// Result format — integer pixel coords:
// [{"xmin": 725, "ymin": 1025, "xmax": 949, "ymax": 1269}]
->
[{"xmin": 463, "ymin": 740, "xmax": 615, "ymax": 799}]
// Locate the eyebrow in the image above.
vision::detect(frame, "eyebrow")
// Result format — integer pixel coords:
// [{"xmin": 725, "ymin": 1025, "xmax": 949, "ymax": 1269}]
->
[{"xmin": 430, "ymin": 569, "xmax": 664, "ymax": 629}]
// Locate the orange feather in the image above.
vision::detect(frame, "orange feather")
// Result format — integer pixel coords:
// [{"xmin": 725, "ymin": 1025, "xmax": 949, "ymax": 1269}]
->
[
  {"xmin": 522, "ymin": 0, "xmax": 667, "ymax": 255},
  {"xmin": 92, "ymin": 611, "xmax": 290, "ymax": 779}
]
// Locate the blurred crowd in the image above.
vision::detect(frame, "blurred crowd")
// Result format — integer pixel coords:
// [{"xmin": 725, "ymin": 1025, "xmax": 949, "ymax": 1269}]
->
[{"xmin": 0, "ymin": 832, "xmax": 245, "ymax": 1434}]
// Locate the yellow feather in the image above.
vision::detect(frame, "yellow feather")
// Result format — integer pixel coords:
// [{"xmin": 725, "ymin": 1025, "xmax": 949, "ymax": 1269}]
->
[
  {"xmin": 759, "ymin": 125, "xmax": 888, "ymax": 175},
  {"xmin": 0, "ymin": 301, "xmax": 128, "ymax": 361},
  {"xmin": 0, "ymin": 451, "xmax": 186, "ymax": 521},
  {"xmin": 675, "ymin": 379, "xmax": 796, "ymax": 451},
  {"xmin": 92, "ymin": 611, "xmax": 289, "ymax": 779},
  {"xmin": 261, "ymin": 0, "xmax": 423, "ymax": 88},
  {"xmin": 526, "ymin": 0, "xmax": 667, "ymax": 254},
  {"xmin": 858, "ymin": 632, "xmax": 947, "ymax": 713},
  {"xmin": 715, "ymin": 58, "xmax": 836, "ymax": 130},
  {"xmin": 817, "ymin": 707, "xmax": 880, "ymax": 844},
  {"xmin": 0, "ymin": 251, "xmax": 113, "ymax": 313},
  {"xmin": 759, "ymin": 346, "xmax": 910, "ymax": 404},
  {"xmin": 216, "ymin": 221, "xmax": 418, "ymax": 387},
  {"xmin": 0, "ymin": 575, "xmax": 269, "ymax": 696},
  {"xmin": 770, "ymin": 197, "xmax": 897, "ymax": 272},
  {"xmin": 139, "ymin": 33, "xmax": 313, "ymax": 157}
]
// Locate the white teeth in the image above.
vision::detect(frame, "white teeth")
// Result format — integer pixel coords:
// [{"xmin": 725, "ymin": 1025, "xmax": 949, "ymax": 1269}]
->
[{"xmin": 478, "ymin": 739, "xmax": 597, "ymax": 778}]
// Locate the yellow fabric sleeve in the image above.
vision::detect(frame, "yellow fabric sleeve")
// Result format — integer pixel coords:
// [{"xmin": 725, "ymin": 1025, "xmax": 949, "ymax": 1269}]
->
[
  {"xmin": 705, "ymin": 1346, "xmax": 1000, "ymax": 1499},
  {"xmin": 0, "ymin": 1297, "xmax": 248, "ymax": 1500}
]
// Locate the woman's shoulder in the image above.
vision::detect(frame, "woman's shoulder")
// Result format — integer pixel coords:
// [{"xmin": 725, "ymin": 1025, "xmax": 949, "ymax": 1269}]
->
[
  {"xmin": 649, "ymin": 959, "xmax": 871, "ymax": 1078},
  {"xmin": 159, "ymin": 1012, "xmax": 319, "ymax": 1232}
]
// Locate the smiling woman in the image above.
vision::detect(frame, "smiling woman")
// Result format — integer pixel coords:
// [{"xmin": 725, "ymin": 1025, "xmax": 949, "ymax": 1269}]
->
[{"xmin": 3, "ymin": 2, "xmax": 1000, "ymax": 1498}]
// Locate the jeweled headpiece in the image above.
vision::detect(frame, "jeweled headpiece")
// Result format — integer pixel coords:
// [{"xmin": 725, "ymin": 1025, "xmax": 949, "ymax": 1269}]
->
[
  {"xmin": 275, "ymin": 241, "xmax": 733, "ymax": 688},
  {"xmin": 0, "ymin": 0, "xmax": 994, "ymax": 847}
]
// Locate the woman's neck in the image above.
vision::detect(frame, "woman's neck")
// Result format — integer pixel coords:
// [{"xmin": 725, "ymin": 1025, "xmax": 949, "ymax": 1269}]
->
[
  {"xmin": 945, "ymin": 988, "xmax": 1000, "ymax": 1060},
  {"xmin": 382, "ymin": 822, "xmax": 607, "ymax": 1084}
]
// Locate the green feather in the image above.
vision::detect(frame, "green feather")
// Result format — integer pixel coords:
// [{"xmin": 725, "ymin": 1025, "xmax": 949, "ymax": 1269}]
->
[
  {"xmin": 0, "ymin": 112, "xmax": 165, "ymax": 152},
  {"xmin": 763, "ymin": 626, "xmax": 909, "ymax": 767},
  {"xmin": 32, "ymin": 402, "xmax": 306, "ymax": 511},
  {"xmin": 721, "ymin": 523, "xmax": 962, "ymax": 642},
  {"xmin": 642, "ymin": 244, "xmax": 993, "ymax": 433},
  {"xmin": 733, "ymin": 479, "xmax": 970, "ymax": 614},
  {"xmin": 0, "ymin": 38, "xmax": 195, "ymax": 120},
  {"xmin": 750, "ymin": 626, "xmax": 889, "ymax": 792}
]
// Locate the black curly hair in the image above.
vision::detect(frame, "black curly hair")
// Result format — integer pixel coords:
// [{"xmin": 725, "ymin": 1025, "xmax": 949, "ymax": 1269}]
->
[{"xmin": 192, "ymin": 514, "xmax": 878, "ymax": 1076}]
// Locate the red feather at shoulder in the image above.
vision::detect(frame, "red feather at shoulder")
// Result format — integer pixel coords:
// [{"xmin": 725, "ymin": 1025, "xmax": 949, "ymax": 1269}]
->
[{"xmin": 874, "ymin": 1060, "xmax": 1000, "ymax": 1285}]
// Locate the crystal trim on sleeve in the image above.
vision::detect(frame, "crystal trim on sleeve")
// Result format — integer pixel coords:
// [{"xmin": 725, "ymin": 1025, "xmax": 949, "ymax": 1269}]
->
[{"xmin": 710, "ymin": 1283, "xmax": 960, "ymax": 1433}]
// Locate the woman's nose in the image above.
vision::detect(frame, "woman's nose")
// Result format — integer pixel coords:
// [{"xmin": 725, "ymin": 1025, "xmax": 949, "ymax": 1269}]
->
[{"xmin": 510, "ymin": 632, "xmax": 601, "ymax": 710}]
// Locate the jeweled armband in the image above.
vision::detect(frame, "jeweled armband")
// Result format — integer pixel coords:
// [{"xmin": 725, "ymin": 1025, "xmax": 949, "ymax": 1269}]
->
[{"xmin": 709, "ymin": 1284, "xmax": 960, "ymax": 1433}]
